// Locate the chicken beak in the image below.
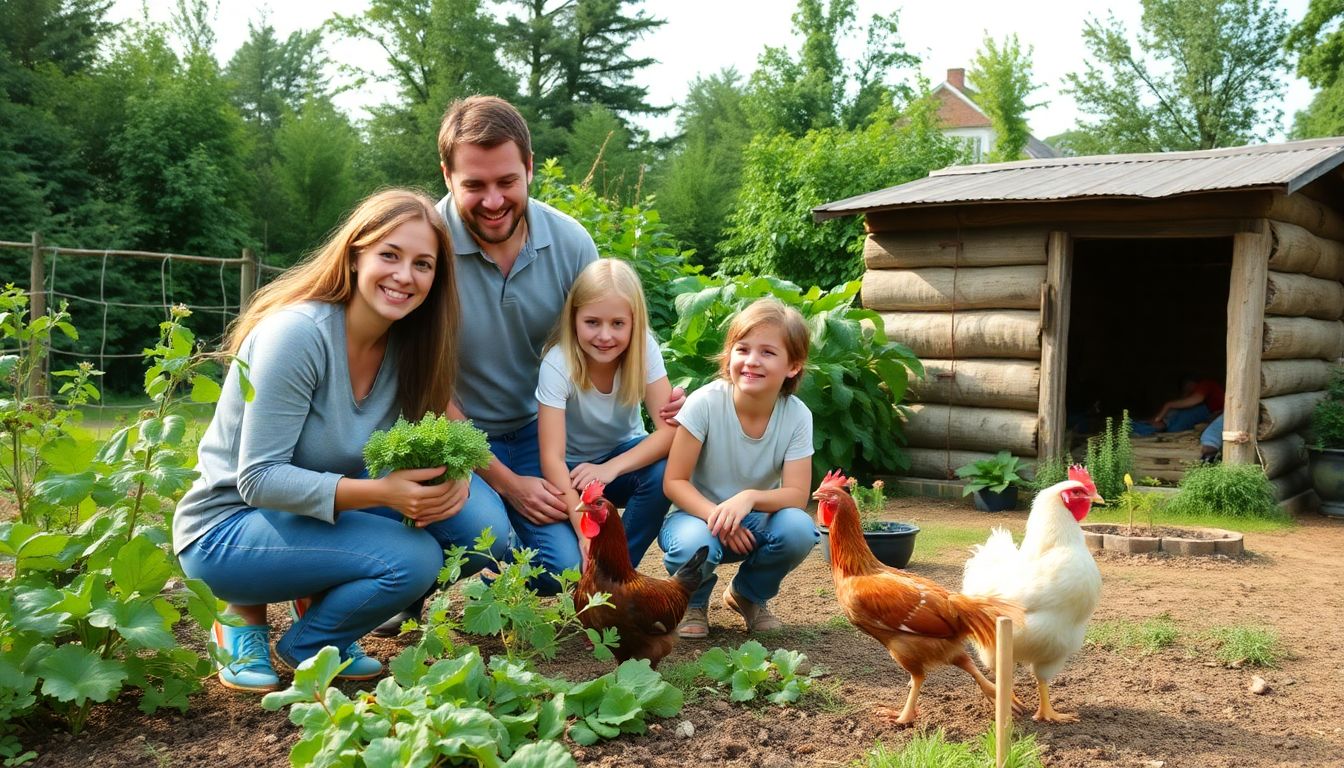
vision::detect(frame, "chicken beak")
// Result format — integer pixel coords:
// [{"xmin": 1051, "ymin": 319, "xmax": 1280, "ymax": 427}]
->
[{"xmin": 1091, "ymin": 492, "xmax": 1105, "ymax": 505}]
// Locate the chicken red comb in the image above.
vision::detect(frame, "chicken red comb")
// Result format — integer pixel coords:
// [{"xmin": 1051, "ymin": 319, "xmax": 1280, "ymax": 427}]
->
[
  {"xmin": 581, "ymin": 480, "xmax": 606, "ymax": 505},
  {"xmin": 818, "ymin": 469, "xmax": 849, "ymax": 491},
  {"xmin": 1068, "ymin": 465, "xmax": 1097, "ymax": 494}
]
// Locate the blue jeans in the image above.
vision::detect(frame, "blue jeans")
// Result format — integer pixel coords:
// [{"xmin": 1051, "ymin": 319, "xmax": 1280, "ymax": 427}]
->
[
  {"xmin": 659, "ymin": 508, "xmax": 818, "ymax": 609},
  {"xmin": 178, "ymin": 474, "xmax": 509, "ymax": 663},
  {"xmin": 1165, "ymin": 403, "xmax": 1212, "ymax": 433},
  {"xmin": 488, "ymin": 419, "xmax": 575, "ymax": 595},
  {"xmin": 1201, "ymin": 414, "xmax": 1225, "ymax": 450},
  {"xmin": 570, "ymin": 435, "xmax": 670, "ymax": 568}
]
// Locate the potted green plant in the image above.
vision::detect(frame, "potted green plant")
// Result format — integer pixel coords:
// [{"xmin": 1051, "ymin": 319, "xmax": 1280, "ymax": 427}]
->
[
  {"xmin": 818, "ymin": 478, "xmax": 919, "ymax": 568},
  {"xmin": 1307, "ymin": 367, "xmax": 1344, "ymax": 518},
  {"xmin": 955, "ymin": 451, "xmax": 1025, "ymax": 512}
]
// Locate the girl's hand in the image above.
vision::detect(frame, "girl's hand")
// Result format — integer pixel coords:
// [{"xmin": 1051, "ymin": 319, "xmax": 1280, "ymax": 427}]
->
[
  {"xmin": 383, "ymin": 467, "xmax": 469, "ymax": 526},
  {"xmin": 706, "ymin": 492, "xmax": 754, "ymax": 538},
  {"xmin": 569, "ymin": 462, "xmax": 618, "ymax": 492},
  {"xmin": 659, "ymin": 385, "xmax": 687, "ymax": 426},
  {"xmin": 719, "ymin": 526, "xmax": 756, "ymax": 555}
]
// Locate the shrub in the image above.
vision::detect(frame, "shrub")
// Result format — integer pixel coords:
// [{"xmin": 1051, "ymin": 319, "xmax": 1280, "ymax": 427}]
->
[
  {"xmin": 954, "ymin": 451, "xmax": 1025, "ymax": 495},
  {"xmin": 1164, "ymin": 463, "xmax": 1283, "ymax": 520},
  {"xmin": 846, "ymin": 477, "xmax": 888, "ymax": 532},
  {"xmin": 1310, "ymin": 366, "xmax": 1344, "ymax": 448},
  {"xmin": 1084, "ymin": 411, "xmax": 1133, "ymax": 501},
  {"xmin": 661, "ymin": 274, "xmax": 923, "ymax": 477},
  {"xmin": 1027, "ymin": 453, "xmax": 1073, "ymax": 493}
]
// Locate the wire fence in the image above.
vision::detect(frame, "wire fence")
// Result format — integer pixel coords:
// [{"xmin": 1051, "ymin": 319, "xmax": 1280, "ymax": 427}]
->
[{"xmin": 0, "ymin": 232, "xmax": 285, "ymax": 422}]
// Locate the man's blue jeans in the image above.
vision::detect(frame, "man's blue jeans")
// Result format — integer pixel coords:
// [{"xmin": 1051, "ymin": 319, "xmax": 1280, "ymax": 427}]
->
[
  {"xmin": 178, "ymin": 473, "xmax": 509, "ymax": 664},
  {"xmin": 659, "ymin": 507, "xmax": 818, "ymax": 609}
]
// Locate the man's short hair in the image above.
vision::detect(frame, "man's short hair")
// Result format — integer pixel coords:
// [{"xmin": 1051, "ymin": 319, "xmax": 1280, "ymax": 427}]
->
[{"xmin": 438, "ymin": 96, "xmax": 533, "ymax": 172}]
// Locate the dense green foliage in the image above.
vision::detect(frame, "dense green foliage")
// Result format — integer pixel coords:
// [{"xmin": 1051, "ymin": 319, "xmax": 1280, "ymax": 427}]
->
[
  {"xmin": 1064, "ymin": 0, "xmax": 1289, "ymax": 152},
  {"xmin": 1310, "ymin": 366, "xmax": 1344, "ymax": 448},
  {"xmin": 0, "ymin": 293, "xmax": 227, "ymax": 761},
  {"xmin": 363, "ymin": 413, "xmax": 493, "ymax": 486},
  {"xmin": 862, "ymin": 728, "xmax": 1043, "ymax": 768},
  {"xmin": 718, "ymin": 99, "xmax": 963, "ymax": 289},
  {"xmin": 955, "ymin": 451, "xmax": 1026, "ymax": 495},
  {"xmin": 1084, "ymin": 411, "xmax": 1134, "ymax": 502},
  {"xmin": 661, "ymin": 275, "xmax": 923, "ymax": 478},
  {"xmin": 696, "ymin": 641, "xmax": 818, "ymax": 705},
  {"xmin": 969, "ymin": 34, "xmax": 1045, "ymax": 161},
  {"xmin": 1164, "ymin": 463, "xmax": 1284, "ymax": 519}
]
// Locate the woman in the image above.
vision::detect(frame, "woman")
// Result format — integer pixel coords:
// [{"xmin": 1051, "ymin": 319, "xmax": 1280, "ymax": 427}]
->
[{"xmin": 172, "ymin": 189, "xmax": 510, "ymax": 692}]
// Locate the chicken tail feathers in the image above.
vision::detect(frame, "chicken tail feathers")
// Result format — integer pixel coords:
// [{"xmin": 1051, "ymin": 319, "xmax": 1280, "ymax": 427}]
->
[
  {"xmin": 672, "ymin": 545, "xmax": 710, "ymax": 593},
  {"xmin": 949, "ymin": 593, "xmax": 1024, "ymax": 662}
]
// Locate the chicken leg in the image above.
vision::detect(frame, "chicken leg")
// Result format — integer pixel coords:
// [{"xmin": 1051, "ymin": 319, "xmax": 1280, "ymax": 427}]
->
[
  {"xmin": 1033, "ymin": 677, "xmax": 1079, "ymax": 723},
  {"xmin": 875, "ymin": 673, "xmax": 924, "ymax": 725}
]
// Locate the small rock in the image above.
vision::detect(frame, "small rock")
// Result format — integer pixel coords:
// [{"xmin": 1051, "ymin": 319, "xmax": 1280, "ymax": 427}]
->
[
  {"xmin": 648, "ymin": 723, "xmax": 663, "ymax": 734},
  {"xmin": 1249, "ymin": 676, "xmax": 1270, "ymax": 695},
  {"xmin": 1146, "ymin": 761, "xmax": 1166, "ymax": 768},
  {"xmin": 1285, "ymin": 741, "xmax": 1299, "ymax": 750},
  {"xmin": 264, "ymin": 734, "xmax": 278, "ymax": 744},
  {"xmin": 676, "ymin": 720, "xmax": 695, "ymax": 739},
  {"xmin": 572, "ymin": 748, "xmax": 588, "ymax": 762},
  {"xmin": 1282, "ymin": 678, "xmax": 1296, "ymax": 686},
  {"xmin": 757, "ymin": 727, "xmax": 769, "ymax": 745},
  {"xmin": 711, "ymin": 699, "xmax": 730, "ymax": 712}
]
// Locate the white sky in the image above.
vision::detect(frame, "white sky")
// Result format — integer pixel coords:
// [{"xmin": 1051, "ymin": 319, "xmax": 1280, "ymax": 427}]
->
[{"xmin": 110, "ymin": 0, "xmax": 1316, "ymax": 143}]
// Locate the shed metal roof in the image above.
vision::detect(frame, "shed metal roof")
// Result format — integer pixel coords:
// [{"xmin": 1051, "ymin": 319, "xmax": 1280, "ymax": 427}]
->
[{"xmin": 814, "ymin": 137, "xmax": 1344, "ymax": 221}]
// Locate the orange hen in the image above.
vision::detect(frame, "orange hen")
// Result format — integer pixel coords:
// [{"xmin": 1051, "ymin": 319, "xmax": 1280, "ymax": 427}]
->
[
  {"xmin": 814, "ymin": 470, "xmax": 1022, "ymax": 725},
  {"xmin": 574, "ymin": 480, "xmax": 709, "ymax": 668}
]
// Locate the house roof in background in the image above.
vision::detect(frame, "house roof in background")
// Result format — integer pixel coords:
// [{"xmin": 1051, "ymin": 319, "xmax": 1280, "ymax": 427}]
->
[{"xmin": 814, "ymin": 137, "xmax": 1344, "ymax": 220}]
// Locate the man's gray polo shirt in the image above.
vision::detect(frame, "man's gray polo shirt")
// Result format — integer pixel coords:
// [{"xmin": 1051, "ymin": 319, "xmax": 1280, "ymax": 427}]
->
[{"xmin": 437, "ymin": 193, "xmax": 598, "ymax": 438}]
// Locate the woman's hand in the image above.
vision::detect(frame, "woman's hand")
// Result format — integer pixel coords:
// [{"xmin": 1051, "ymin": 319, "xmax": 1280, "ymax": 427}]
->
[
  {"xmin": 569, "ymin": 462, "xmax": 618, "ymax": 492},
  {"xmin": 383, "ymin": 467, "xmax": 470, "ymax": 527}
]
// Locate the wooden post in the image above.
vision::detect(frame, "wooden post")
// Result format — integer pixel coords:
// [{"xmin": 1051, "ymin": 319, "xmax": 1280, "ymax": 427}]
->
[
  {"xmin": 995, "ymin": 615, "xmax": 1014, "ymax": 768},
  {"xmin": 1037, "ymin": 231, "xmax": 1073, "ymax": 461},
  {"xmin": 1226, "ymin": 227, "xmax": 1271, "ymax": 465},
  {"xmin": 239, "ymin": 248, "xmax": 257, "ymax": 313},
  {"xmin": 29, "ymin": 231, "xmax": 47, "ymax": 397}
]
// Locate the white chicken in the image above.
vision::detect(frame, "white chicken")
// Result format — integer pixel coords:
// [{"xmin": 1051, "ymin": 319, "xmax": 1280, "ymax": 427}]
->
[{"xmin": 961, "ymin": 465, "xmax": 1104, "ymax": 722}]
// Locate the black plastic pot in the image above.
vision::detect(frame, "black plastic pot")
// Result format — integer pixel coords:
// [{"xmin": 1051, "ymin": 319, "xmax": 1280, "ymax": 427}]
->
[
  {"xmin": 818, "ymin": 521, "xmax": 920, "ymax": 569},
  {"xmin": 1308, "ymin": 447, "xmax": 1344, "ymax": 518},
  {"xmin": 972, "ymin": 486, "xmax": 1018, "ymax": 512}
]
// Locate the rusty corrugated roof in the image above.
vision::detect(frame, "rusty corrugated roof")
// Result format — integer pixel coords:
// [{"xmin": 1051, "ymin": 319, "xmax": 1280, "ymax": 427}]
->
[{"xmin": 814, "ymin": 137, "xmax": 1344, "ymax": 221}]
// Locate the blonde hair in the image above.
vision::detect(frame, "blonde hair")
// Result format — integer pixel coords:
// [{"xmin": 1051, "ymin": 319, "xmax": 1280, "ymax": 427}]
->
[
  {"xmin": 550, "ymin": 259, "xmax": 650, "ymax": 407},
  {"xmin": 719, "ymin": 299, "xmax": 810, "ymax": 397},
  {"xmin": 225, "ymin": 189, "xmax": 458, "ymax": 420}
]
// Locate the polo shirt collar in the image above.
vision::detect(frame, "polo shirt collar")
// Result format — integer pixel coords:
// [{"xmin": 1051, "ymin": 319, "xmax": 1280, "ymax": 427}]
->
[{"xmin": 441, "ymin": 193, "xmax": 553, "ymax": 259}]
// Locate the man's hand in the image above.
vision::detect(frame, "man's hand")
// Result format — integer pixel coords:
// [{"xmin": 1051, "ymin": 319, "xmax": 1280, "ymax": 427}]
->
[
  {"xmin": 659, "ymin": 385, "xmax": 687, "ymax": 427},
  {"xmin": 506, "ymin": 474, "xmax": 568, "ymax": 525}
]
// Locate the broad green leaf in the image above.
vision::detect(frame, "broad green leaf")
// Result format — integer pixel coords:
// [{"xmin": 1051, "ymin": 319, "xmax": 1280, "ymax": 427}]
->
[
  {"xmin": 874, "ymin": 358, "xmax": 910, "ymax": 403},
  {"xmin": 159, "ymin": 414, "xmax": 187, "ymax": 446},
  {"xmin": 639, "ymin": 681, "xmax": 683, "ymax": 718},
  {"xmin": 583, "ymin": 714, "xmax": 620, "ymax": 739},
  {"xmin": 38, "ymin": 434, "xmax": 98, "ymax": 474},
  {"xmin": 189, "ymin": 374, "xmax": 222, "ymax": 403},
  {"xmin": 36, "ymin": 645, "xmax": 127, "ymax": 705},
  {"xmin": 11, "ymin": 585, "xmax": 66, "ymax": 635},
  {"xmin": 595, "ymin": 685, "xmax": 640, "ymax": 725},
  {"xmin": 699, "ymin": 647, "xmax": 730, "ymax": 680},
  {"xmin": 729, "ymin": 669, "xmax": 759, "ymax": 701},
  {"xmin": 567, "ymin": 721, "xmax": 598, "ymax": 746},
  {"xmin": 113, "ymin": 600, "xmax": 177, "ymax": 650},
  {"xmin": 16, "ymin": 531, "xmax": 73, "ymax": 571},
  {"xmin": 32, "ymin": 472, "xmax": 95, "ymax": 507},
  {"xmin": 536, "ymin": 695, "xmax": 565, "ymax": 740},
  {"xmin": 111, "ymin": 537, "xmax": 174, "ymax": 596},
  {"xmin": 503, "ymin": 742, "xmax": 576, "ymax": 768},
  {"xmin": 93, "ymin": 426, "xmax": 132, "ymax": 464}
]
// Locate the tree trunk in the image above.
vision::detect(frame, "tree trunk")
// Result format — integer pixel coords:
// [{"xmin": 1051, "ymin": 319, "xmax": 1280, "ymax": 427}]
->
[
  {"xmin": 1256, "ymin": 433, "xmax": 1308, "ymax": 480},
  {"xmin": 876, "ymin": 310, "xmax": 1041, "ymax": 360},
  {"xmin": 861, "ymin": 266, "xmax": 1045, "ymax": 312},
  {"xmin": 1261, "ymin": 317, "xmax": 1344, "ymax": 360},
  {"xmin": 903, "ymin": 403, "xmax": 1038, "ymax": 456},
  {"xmin": 1264, "ymin": 270, "xmax": 1344, "ymax": 319},
  {"xmin": 909, "ymin": 359, "xmax": 1040, "ymax": 410},
  {"xmin": 1257, "ymin": 391, "xmax": 1325, "ymax": 441},
  {"xmin": 1260, "ymin": 359, "xmax": 1334, "ymax": 397}
]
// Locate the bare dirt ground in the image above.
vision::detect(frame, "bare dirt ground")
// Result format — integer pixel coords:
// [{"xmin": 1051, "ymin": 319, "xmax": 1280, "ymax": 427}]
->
[{"xmin": 24, "ymin": 498, "xmax": 1344, "ymax": 768}]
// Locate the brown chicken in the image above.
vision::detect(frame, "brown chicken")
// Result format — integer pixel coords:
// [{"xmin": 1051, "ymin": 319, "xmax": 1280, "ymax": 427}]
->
[
  {"xmin": 574, "ymin": 480, "xmax": 709, "ymax": 668},
  {"xmin": 813, "ymin": 470, "xmax": 1022, "ymax": 725}
]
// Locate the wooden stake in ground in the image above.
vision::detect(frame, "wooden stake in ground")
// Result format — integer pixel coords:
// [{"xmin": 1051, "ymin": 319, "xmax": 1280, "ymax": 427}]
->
[{"xmin": 996, "ymin": 615, "xmax": 1014, "ymax": 768}]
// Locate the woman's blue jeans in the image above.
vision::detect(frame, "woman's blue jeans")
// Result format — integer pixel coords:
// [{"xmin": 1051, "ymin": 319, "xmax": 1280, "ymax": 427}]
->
[
  {"xmin": 659, "ymin": 507, "xmax": 818, "ymax": 609},
  {"xmin": 178, "ymin": 474, "xmax": 510, "ymax": 664},
  {"xmin": 491, "ymin": 422, "xmax": 670, "ymax": 593}
]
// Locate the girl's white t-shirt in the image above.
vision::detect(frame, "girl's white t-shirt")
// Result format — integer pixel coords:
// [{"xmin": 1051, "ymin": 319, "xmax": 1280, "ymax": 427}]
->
[
  {"xmin": 674, "ymin": 379, "xmax": 814, "ymax": 506},
  {"xmin": 535, "ymin": 332, "xmax": 666, "ymax": 463}
]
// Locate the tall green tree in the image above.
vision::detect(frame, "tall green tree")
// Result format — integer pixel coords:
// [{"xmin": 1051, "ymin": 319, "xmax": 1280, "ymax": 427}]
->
[
  {"xmin": 269, "ymin": 98, "xmax": 361, "ymax": 262},
  {"xmin": 1286, "ymin": 0, "xmax": 1344, "ymax": 137},
  {"xmin": 1064, "ymin": 0, "xmax": 1290, "ymax": 153},
  {"xmin": 651, "ymin": 69, "xmax": 753, "ymax": 269},
  {"xmin": 332, "ymin": 0, "xmax": 516, "ymax": 189},
  {"xmin": 559, "ymin": 104, "xmax": 648, "ymax": 202},
  {"xmin": 969, "ymin": 34, "xmax": 1044, "ymax": 162},
  {"xmin": 745, "ymin": 0, "xmax": 917, "ymax": 137}
]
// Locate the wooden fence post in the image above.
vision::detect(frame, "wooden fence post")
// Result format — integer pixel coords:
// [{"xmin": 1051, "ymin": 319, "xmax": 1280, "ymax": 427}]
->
[
  {"xmin": 1037, "ymin": 231, "xmax": 1073, "ymax": 462},
  {"xmin": 995, "ymin": 615, "xmax": 1014, "ymax": 768},
  {"xmin": 29, "ymin": 231, "xmax": 47, "ymax": 397},
  {"xmin": 240, "ymin": 248, "xmax": 257, "ymax": 312},
  {"xmin": 1226, "ymin": 227, "xmax": 1271, "ymax": 465}
]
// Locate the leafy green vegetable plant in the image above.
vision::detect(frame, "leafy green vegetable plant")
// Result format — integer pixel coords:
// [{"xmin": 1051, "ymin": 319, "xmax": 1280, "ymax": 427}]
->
[
  {"xmin": 364, "ymin": 413, "xmax": 492, "ymax": 525},
  {"xmin": 662, "ymin": 274, "xmax": 922, "ymax": 478},
  {"xmin": 955, "ymin": 451, "xmax": 1025, "ymax": 495},
  {"xmin": 1084, "ymin": 411, "xmax": 1133, "ymax": 501},
  {"xmin": 0, "ymin": 303, "xmax": 227, "ymax": 760},
  {"xmin": 563, "ymin": 659, "xmax": 683, "ymax": 745},
  {"xmin": 697, "ymin": 640, "xmax": 818, "ymax": 705}
]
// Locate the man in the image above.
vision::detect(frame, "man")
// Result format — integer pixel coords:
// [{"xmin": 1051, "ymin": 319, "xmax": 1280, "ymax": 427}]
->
[{"xmin": 378, "ymin": 96, "xmax": 680, "ymax": 630}]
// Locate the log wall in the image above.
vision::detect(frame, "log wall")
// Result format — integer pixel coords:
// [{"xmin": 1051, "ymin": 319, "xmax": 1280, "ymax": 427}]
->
[{"xmin": 866, "ymin": 227, "xmax": 1050, "ymax": 477}]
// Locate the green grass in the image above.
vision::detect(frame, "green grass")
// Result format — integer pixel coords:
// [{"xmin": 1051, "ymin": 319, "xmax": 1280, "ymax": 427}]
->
[
  {"xmin": 657, "ymin": 659, "xmax": 706, "ymax": 705},
  {"xmin": 1083, "ymin": 502, "xmax": 1295, "ymax": 533},
  {"xmin": 861, "ymin": 728, "xmax": 1042, "ymax": 768},
  {"xmin": 911, "ymin": 523, "xmax": 991, "ymax": 559},
  {"xmin": 1086, "ymin": 614, "xmax": 1181, "ymax": 655},
  {"xmin": 1207, "ymin": 625, "xmax": 1286, "ymax": 667}
]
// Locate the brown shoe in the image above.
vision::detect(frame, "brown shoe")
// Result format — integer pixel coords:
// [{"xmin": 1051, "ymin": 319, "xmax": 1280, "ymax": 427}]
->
[
  {"xmin": 677, "ymin": 606, "xmax": 709, "ymax": 639},
  {"xmin": 722, "ymin": 588, "xmax": 782, "ymax": 632}
]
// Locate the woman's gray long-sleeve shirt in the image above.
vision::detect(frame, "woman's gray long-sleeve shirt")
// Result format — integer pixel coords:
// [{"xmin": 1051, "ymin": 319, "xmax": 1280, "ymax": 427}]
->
[{"xmin": 172, "ymin": 301, "xmax": 400, "ymax": 554}]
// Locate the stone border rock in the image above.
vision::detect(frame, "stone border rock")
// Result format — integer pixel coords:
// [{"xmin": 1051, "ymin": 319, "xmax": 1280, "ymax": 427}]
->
[{"xmin": 1080, "ymin": 524, "xmax": 1244, "ymax": 557}]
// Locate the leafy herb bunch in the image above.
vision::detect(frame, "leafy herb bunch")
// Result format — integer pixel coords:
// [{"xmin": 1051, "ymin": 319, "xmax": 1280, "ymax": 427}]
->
[
  {"xmin": 845, "ymin": 476, "xmax": 888, "ymax": 532},
  {"xmin": 364, "ymin": 413, "xmax": 492, "ymax": 525}
]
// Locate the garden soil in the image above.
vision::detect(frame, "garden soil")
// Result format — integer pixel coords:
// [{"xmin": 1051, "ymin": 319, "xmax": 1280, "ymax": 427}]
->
[{"xmin": 24, "ymin": 499, "xmax": 1344, "ymax": 767}]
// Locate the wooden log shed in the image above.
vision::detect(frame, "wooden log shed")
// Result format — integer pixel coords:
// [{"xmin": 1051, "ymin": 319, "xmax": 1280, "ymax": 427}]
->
[{"xmin": 814, "ymin": 138, "xmax": 1344, "ymax": 512}]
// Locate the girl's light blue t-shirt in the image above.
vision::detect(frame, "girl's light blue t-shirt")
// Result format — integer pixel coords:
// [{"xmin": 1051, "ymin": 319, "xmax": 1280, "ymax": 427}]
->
[{"xmin": 674, "ymin": 379, "xmax": 813, "ymax": 506}]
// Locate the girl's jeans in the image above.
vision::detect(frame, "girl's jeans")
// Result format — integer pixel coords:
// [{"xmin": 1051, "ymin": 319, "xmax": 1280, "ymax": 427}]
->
[
  {"xmin": 178, "ymin": 474, "xmax": 509, "ymax": 664},
  {"xmin": 658, "ymin": 507, "xmax": 818, "ymax": 609}
]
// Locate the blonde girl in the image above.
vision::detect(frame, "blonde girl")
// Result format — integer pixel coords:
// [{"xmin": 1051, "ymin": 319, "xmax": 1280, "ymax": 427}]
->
[
  {"xmin": 172, "ymin": 189, "xmax": 510, "ymax": 692},
  {"xmin": 659, "ymin": 299, "xmax": 817, "ymax": 639},
  {"xmin": 536, "ymin": 258, "xmax": 675, "ymax": 571}
]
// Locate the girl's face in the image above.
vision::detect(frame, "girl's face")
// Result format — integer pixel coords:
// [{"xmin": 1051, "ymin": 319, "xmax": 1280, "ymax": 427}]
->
[
  {"xmin": 349, "ymin": 219, "xmax": 438, "ymax": 327},
  {"xmin": 728, "ymin": 323, "xmax": 800, "ymax": 397},
  {"xmin": 576, "ymin": 294, "xmax": 634, "ymax": 366}
]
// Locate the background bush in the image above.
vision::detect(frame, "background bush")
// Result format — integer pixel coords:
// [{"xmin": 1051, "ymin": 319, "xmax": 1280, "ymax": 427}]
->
[{"xmin": 1165, "ymin": 463, "xmax": 1284, "ymax": 520}]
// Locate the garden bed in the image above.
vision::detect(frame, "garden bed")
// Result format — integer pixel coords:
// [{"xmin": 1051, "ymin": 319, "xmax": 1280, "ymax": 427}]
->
[
  {"xmin": 19, "ymin": 498, "xmax": 1344, "ymax": 767},
  {"xmin": 1081, "ymin": 523, "xmax": 1246, "ymax": 556}
]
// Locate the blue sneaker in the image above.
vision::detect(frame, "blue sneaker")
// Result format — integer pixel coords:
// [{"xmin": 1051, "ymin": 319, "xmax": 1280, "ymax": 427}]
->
[
  {"xmin": 211, "ymin": 621, "xmax": 280, "ymax": 693},
  {"xmin": 285, "ymin": 597, "xmax": 383, "ymax": 681}
]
